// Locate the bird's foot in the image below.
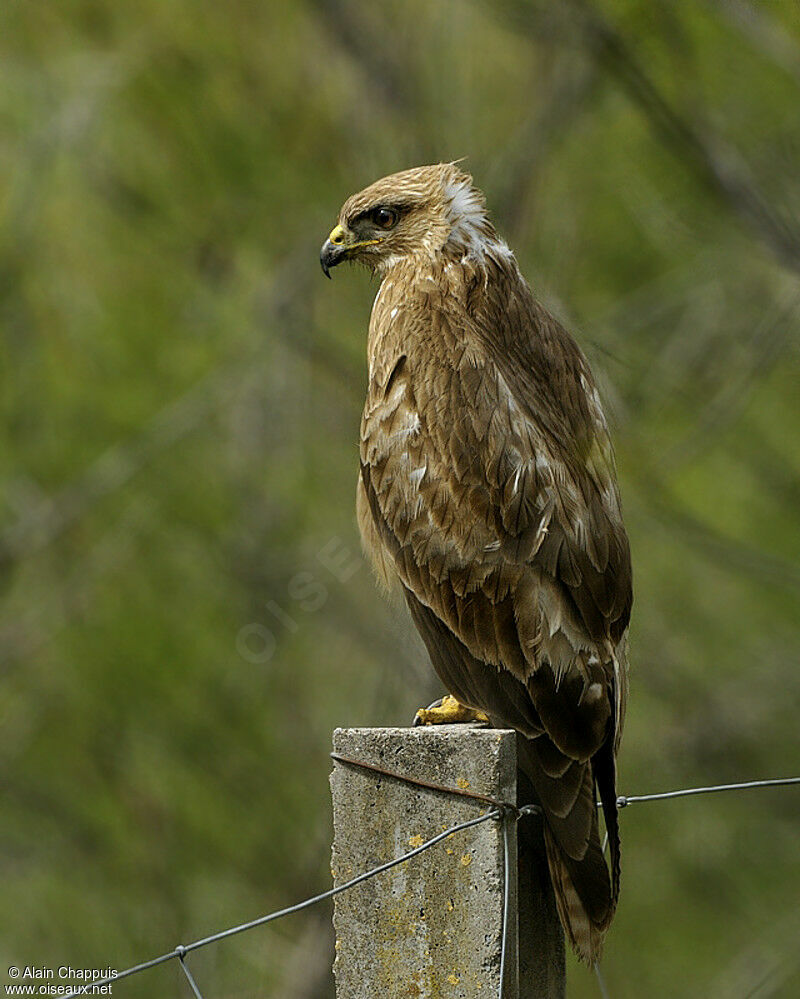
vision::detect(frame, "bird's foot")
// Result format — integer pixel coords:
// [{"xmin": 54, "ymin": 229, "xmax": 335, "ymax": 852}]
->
[{"xmin": 413, "ymin": 694, "xmax": 489, "ymax": 727}]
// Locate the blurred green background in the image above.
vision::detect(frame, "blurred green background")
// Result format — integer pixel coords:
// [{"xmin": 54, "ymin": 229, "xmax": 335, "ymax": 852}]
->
[{"xmin": 2, "ymin": 1, "xmax": 799, "ymax": 996}]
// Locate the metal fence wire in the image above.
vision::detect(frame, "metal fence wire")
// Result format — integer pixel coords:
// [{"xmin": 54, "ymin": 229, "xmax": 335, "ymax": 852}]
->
[{"xmin": 56, "ymin": 766, "xmax": 800, "ymax": 999}]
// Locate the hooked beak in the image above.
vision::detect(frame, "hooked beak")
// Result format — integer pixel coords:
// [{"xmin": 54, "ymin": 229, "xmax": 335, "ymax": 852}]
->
[
  {"xmin": 320, "ymin": 224, "xmax": 348, "ymax": 279},
  {"xmin": 319, "ymin": 223, "xmax": 384, "ymax": 278}
]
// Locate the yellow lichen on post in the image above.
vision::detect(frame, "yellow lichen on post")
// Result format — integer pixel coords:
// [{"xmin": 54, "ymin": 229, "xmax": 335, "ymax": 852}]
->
[{"xmin": 330, "ymin": 725, "xmax": 534, "ymax": 997}]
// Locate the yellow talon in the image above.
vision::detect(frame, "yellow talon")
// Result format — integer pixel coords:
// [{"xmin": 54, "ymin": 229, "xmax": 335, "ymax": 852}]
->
[{"xmin": 414, "ymin": 694, "xmax": 489, "ymax": 726}]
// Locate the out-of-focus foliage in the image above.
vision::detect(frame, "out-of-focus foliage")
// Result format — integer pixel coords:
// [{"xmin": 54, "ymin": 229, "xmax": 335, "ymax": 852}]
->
[{"xmin": 1, "ymin": 1, "xmax": 799, "ymax": 995}]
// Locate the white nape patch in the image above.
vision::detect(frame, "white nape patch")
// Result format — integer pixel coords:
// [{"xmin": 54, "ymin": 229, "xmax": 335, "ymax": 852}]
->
[
  {"xmin": 444, "ymin": 177, "xmax": 491, "ymax": 255},
  {"xmin": 444, "ymin": 178, "xmax": 516, "ymax": 260},
  {"xmin": 390, "ymin": 307, "xmax": 398, "ymax": 319},
  {"xmin": 445, "ymin": 178, "xmax": 485, "ymax": 228}
]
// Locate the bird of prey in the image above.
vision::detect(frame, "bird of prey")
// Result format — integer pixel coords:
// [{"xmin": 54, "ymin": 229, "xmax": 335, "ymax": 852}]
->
[{"xmin": 320, "ymin": 163, "xmax": 632, "ymax": 963}]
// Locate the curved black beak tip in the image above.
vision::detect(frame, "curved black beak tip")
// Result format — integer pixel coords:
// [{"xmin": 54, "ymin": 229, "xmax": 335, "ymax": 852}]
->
[{"xmin": 320, "ymin": 239, "xmax": 345, "ymax": 279}]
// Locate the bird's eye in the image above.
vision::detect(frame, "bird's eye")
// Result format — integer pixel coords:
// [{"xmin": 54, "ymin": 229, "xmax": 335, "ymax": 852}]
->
[{"xmin": 371, "ymin": 207, "xmax": 398, "ymax": 230}]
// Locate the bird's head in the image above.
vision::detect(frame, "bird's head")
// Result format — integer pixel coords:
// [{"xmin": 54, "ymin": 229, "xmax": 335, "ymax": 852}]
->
[{"xmin": 320, "ymin": 163, "xmax": 498, "ymax": 278}]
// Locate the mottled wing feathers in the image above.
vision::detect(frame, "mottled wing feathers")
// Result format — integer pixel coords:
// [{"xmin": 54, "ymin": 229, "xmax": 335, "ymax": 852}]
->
[
  {"xmin": 480, "ymin": 294, "xmax": 632, "ymax": 646},
  {"xmin": 357, "ymin": 237, "xmax": 630, "ymax": 962},
  {"xmin": 404, "ymin": 585, "xmax": 617, "ymax": 958},
  {"xmin": 360, "ymin": 267, "xmax": 630, "ymax": 675}
]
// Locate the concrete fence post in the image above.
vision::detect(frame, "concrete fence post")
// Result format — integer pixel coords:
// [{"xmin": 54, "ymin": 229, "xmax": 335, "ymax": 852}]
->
[{"xmin": 330, "ymin": 725, "xmax": 565, "ymax": 998}]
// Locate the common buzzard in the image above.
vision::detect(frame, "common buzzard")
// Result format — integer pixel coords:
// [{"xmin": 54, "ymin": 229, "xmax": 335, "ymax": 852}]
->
[{"xmin": 321, "ymin": 164, "xmax": 632, "ymax": 963}]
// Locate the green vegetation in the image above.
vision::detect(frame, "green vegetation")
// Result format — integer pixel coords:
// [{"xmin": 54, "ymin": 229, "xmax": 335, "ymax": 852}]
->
[{"xmin": 1, "ymin": 1, "xmax": 799, "ymax": 995}]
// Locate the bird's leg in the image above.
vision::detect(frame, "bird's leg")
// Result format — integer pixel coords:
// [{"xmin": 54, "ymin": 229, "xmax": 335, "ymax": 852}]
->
[{"xmin": 413, "ymin": 694, "xmax": 489, "ymax": 727}]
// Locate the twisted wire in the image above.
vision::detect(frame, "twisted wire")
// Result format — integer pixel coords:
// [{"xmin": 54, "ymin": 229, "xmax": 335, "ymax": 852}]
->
[
  {"xmin": 58, "ymin": 768, "xmax": 799, "ymax": 999},
  {"xmin": 61, "ymin": 807, "xmax": 502, "ymax": 999}
]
